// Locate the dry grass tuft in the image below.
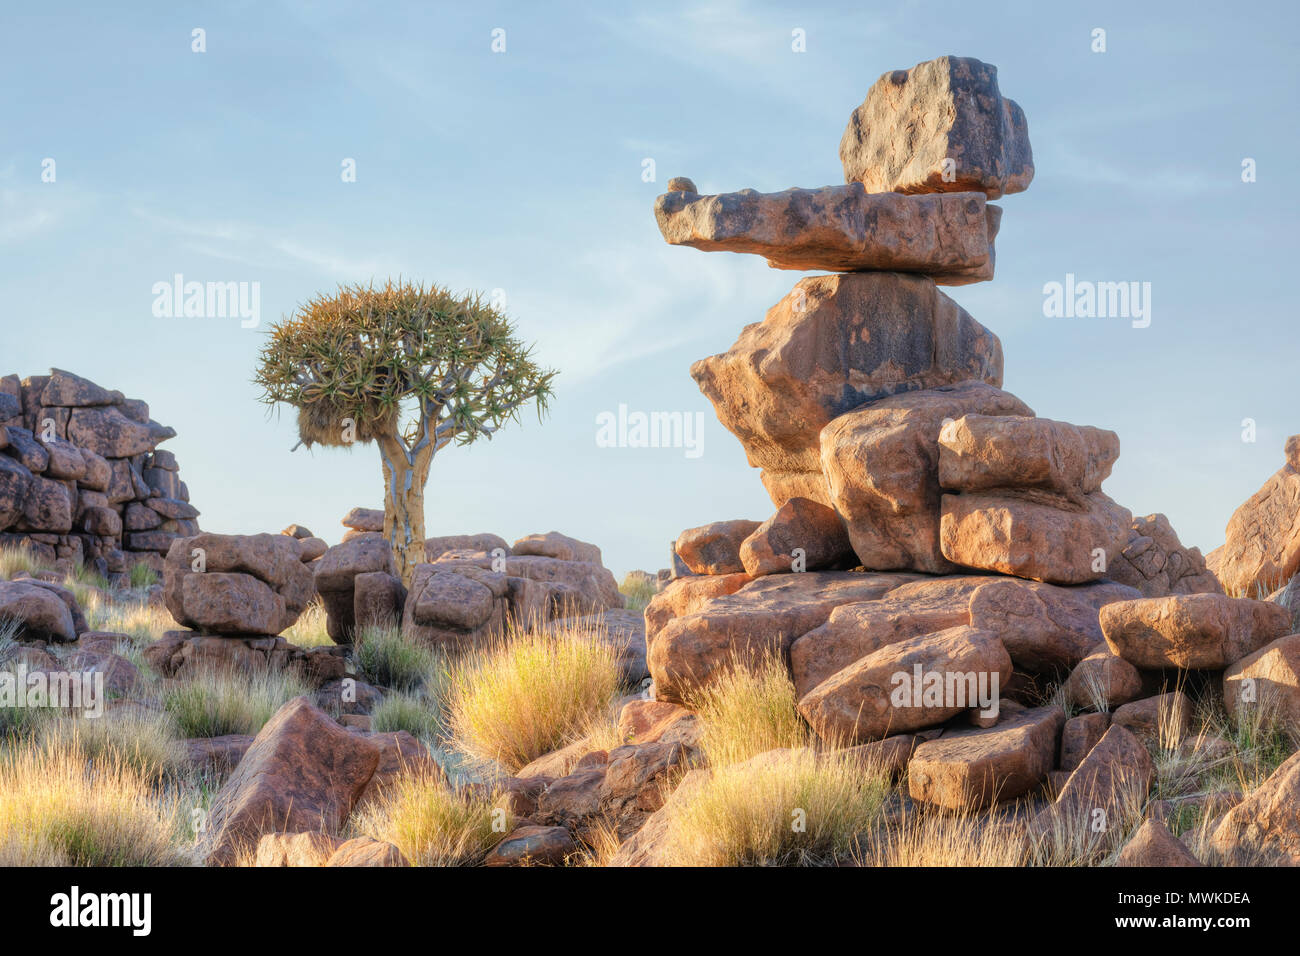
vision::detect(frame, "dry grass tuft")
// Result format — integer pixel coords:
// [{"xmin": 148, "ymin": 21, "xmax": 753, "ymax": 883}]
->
[
  {"xmin": 349, "ymin": 770, "xmax": 505, "ymax": 866},
  {"xmin": 161, "ymin": 666, "xmax": 310, "ymax": 738},
  {"xmin": 690, "ymin": 649, "xmax": 810, "ymax": 767},
  {"xmin": 445, "ymin": 621, "xmax": 624, "ymax": 773}
]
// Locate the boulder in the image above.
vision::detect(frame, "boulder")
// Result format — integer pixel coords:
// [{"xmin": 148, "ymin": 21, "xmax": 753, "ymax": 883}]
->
[
  {"xmin": 1100, "ymin": 593, "xmax": 1292, "ymax": 670},
  {"xmin": 425, "ymin": 532, "xmax": 509, "ymax": 560},
  {"xmin": 1211, "ymin": 435, "xmax": 1300, "ymax": 595},
  {"xmin": 1207, "ymin": 747, "xmax": 1300, "ymax": 865},
  {"xmin": 313, "ymin": 534, "xmax": 398, "ymax": 642},
  {"xmin": 1112, "ymin": 692, "xmax": 1192, "ymax": 746},
  {"xmin": 822, "ymin": 381, "xmax": 1033, "ymax": 572},
  {"xmin": 674, "ymin": 519, "xmax": 762, "ymax": 575},
  {"xmin": 66, "ymin": 406, "xmax": 157, "ymax": 458},
  {"xmin": 1109, "ymin": 513, "xmax": 1222, "ymax": 598},
  {"xmin": 648, "ymin": 570, "xmax": 920, "ymax": 704},
  {"xmin": 341, "ymin": 507, "xmax": 384, "ymax": 533},
  {"xmin": 936, "ymin": 414, "xmax": 1118, "ymax": 502},
  {"xmin": 484, "ymin": 826, "xmax": 576, "ymax": 867},
  {"xmin": 693, "ymin": 273, "xmax": 1005, "ymax": 487},
  {"xmin": 402, "ymin": 562, "xmax": 507, "ymax": 649},
  {"xmin": 907, "ymin": 703, "xmax": 1064, "ymax": 809},
  {"xmin": 0, "ymin": 579, "xmax": 76, "ymax": 642},
  {"xmin": 797, "ymin": 625, "xmax": 1013, "ymax": 744},
  {"xmin": 1060, "ymin": 642, "xmax": 1144, "ymax": 711},
  {"xmin": 511, "ymin": 532, "xmax": 601, "ymax": 564},
  {"xmin": 939, "ymin": 490, "xmax": 1131, "ymax": 585},
  {"xmin": 1115, "ymin": 819, "xmax": 1202, "ymax": 867},
  {"xmin": 739, "ymin": 497, "xmax": 854, "ymax": 577},
  {"xmin": 1224, "ymin": 633, "xmax": 1300, "ymax": 727},
  {"xmin": 1059, "ymin": 712, "xmax": 1109, "ymax": 772},
  {"xmin": 202, "ymin": 697, "xmax": 382, "ymax": 866},
  {"xmin": 644, "ymin": 571, "xmax": 751, "ymax": 643},
  {"xmin": 164, "ymin": 533, "xmax": 315, "ymax": 636},
  {"xmin": 1032, "ymin": 724, "xmax": 1153, "ymax": 839},
  {"xmin": 655, "ymin": 184, "xmax": 1000, "ymax": 283},
  {"xmin": 839, "ymin": 54, "xmax": 1033, "ymax": 199},
  {"xmin": 39, "ymin": 369, "xmax": 116, "ymax": 407}
]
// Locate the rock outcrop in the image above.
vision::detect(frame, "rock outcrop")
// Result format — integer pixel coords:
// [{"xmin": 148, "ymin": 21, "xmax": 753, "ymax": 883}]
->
[{"xmin": 0, "ymin": 369, "xmax": 198, "ymax": 579}]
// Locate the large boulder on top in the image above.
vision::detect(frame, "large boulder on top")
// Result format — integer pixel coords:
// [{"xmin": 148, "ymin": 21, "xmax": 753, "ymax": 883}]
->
[
  {"xmin": 693, "ymin": 273, "xmax": 1005, "ymax": 505},
  {"xmin": 164, "ymin": 533, "xmax": 314, "ymax": 636},
  {"xmin": 820, "ymin": 381, "xmax": 1033, "ymax": 573},
  {"xmin": 839, "ymin": 55, "xmax": 1034, "ymax": 199}
]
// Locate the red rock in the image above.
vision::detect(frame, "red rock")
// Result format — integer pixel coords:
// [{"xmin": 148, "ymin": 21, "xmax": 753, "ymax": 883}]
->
[
  {"xmin": 1059, "ymin": 712, "xmax": 1109, "ymax": 772},
  {"xmin": 324, "ymin": 837, "xmax": 408, "ymax": 867},
  {"xmin": 822, "ymin": 381, "xmax": 1032, "ymax": 573},
  {"xmin": 202, "ymin": 697, "xmax": 382, "ymax": 866},
  {"xmin": 674, "ymin": 520, "xmax": 763, "ymax": 575},
  {"xmin": 907, "ymin": 703, "xmax": 1064, "ymax": 809},
  {"xmin": 1101, "ymin": 593, "xmax": 1292, "ymax": 669},
  {"xmin": 1224, "ymin": 633, "xmax": 1300, "ymax": 726},
  {"xmin": 1109, "ymin": 513, "xmax": 1222, "ymax": 598},
  {"xmin": 484, "ymin": 825, "xmax": 576, "ymax": 867},
  {"xmin": 739, "ymin": 497, "xmax": 854, "ymax": 577},
  {"xmin": 797, "ymin": 624, "xmax": 1012, "ymax": 744},
  {"xmin": 1207, "ymin": 748, "xmax": 1300, "ymax": 865},
  {"xmin": 1112, "ymin": 692, "xmax": 1192, "ymax": 746},
  {"xmin": 1114, "ymin": 819, "xmax": 1202, "ymax": 867},
  {"xmin": 1211, "ymin": 435, "xmax": 1300, "ymax": 595},
  {"xmin": 1060, "ymin": 642, "xmax": 1144, "ymax": 711}
]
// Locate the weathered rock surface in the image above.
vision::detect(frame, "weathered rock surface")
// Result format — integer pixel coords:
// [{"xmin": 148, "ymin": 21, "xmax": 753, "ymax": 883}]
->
[
  {"xmin": 1207, "ymin": 747, "xmax": 1300, "ymax": 865},
  {"xmin": 797, "ymin": 624, "xmax": 1012, "ymax": 743},
  {"xmin": 648, "ymin": 570, "xmax": 920, "ymax": 704},
  {"xmin": 907, "ymin": 702, "xmax": 1063, "ymax": 809},
  {"xmin": 937, "ymin": 414, "xmax": 1118, "ymax": 502},
  {"xmin": 693, "ymin": 273, "xmax": 1005, "ymax": 486},
  {"xmin": 655, "ymin": 184, "xmax": 1000, "ymax": 283},
  {"xmin": 1060, "ymin": 642, "xmax": 1145, "ymax": 711},
  {"xmin": 164, "ymin": 533, "xmax": 314, "ymax": 636},
  {"xmin": 939, "ymin": 490, "xmax": 1131, "ymax": 585},
  {"xmin": 1100, "ymin": 593, "xmax": 1292, "ymax": 670},
  {"xmin": 822, "ymin": 381, "xmax": 1033, "ymax": 572},
  {"xmin": 1109, "ymin": 513, "xmax": 1222, "ymax": 598},
  {"xmin": 839, "ymin": 55, "xmax": 1034, "ymax": 199},
  {"xmin": 0, "ymin": 579, "xmax": 76, "ymax": 642},
  {"xmin": 1033, "ymin": 724, "xmax": 1153, "ymax": 838},
  {"xmin": 1210, "ymin": 434, "xmax": 1300, "ymax": 596},
  {"xmin": 739, "ymin": 497, "xmax": 854, "ymax": 577}
]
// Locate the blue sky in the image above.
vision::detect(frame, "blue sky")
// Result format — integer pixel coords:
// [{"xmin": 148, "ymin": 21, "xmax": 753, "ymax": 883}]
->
[{"xmin": 3, "ymin": 0, "xmax": 1298, "ymax": 577}]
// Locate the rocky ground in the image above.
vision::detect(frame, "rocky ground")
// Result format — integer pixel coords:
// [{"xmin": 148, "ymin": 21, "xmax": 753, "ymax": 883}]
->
[{"xmin": 4, "ymin": 53, "xmax": 1300, "ymax": 868}]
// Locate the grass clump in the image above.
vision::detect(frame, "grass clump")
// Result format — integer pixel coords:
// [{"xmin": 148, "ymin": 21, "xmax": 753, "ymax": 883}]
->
[
  {"xmin": 281, "ymin": 600, "xmax": 334, "ymax": 648},
  {"xmin": 127, "ymin": 561, "xmax": 160, "ymax": 590},
  {"xmin": 656, "ymin": 747, "xmax": 891, "ymax": 866},
  {"xmin": 691, "ymin": 650, "xmax": 809, "ymax": 767},
  {"xmin": 445, "ymin": 622, "xmax": 623, "ymax": 773},
  {"xmin": 618, "ymin": 572, "xmax": 659, "ymax": 612},
  {"xmin": 350, "ymin": 771, "xmax": 505, "ymax": 866},
  {"xmin": 0, "ymin": 739, "xmax": 186, "ymax": 866},
  {"xmin": 162, "ymin": 667, "xmax": 310, "ymax": 738},
  {"xmin": 370, "ymin": 691, "xmax": 441, "ymax": 742},
  {"xmin": 354, "ymin": 623, "xmax": 439, "ymax": 692},
  {"xmin": 37, "ymin": 710, "xmax": 187, "ymax": 779}
]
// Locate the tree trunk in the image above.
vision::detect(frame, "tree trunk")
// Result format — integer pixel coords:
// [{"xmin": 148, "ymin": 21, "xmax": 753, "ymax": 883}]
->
[{"xmin": 377, "ymin": 434, "xmax": 432, "ymax": 588}]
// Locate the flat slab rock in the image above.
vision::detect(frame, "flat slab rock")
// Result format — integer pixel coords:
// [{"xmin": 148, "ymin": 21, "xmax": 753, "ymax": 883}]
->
[
  {"xmin": 655, "ymin": 184, "xmax": 1000, "ymax": 284},
  {"xmin": 646, "ymin": 570, "xmax": 924, "ymax": 704},
  {"xmin": 907, "ymin": 702, "xmax": 1064, "ymax": 810},
  {"xmin": 796, "ymin": 624, "xmax": 1013, "ymax": 744},
  {"xmin": 839, "ymin": 54, "xmax": 1034, "ymax": 199}
]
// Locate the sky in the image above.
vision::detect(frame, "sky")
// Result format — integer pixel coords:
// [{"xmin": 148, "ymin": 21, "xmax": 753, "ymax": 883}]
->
[{"xmin": 2, "ymin": 0, "xmax": 1298, "ymax": 577}]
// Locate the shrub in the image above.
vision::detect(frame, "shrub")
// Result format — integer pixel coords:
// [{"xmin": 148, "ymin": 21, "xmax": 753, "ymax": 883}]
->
[
  {"xmin": 38, "ymin": 710, "xmax": 187, "ymax": 779},
  {"xmin": 128, "ymin": 561, "xmax": 160, "ymax": 590},
  {"xmin": 370, "ymin": 691, "xmax": 441, "ymax": 742},
  {"xmin": 282, "ymin": 600, "xmax": 333, "ymax": 648},
  {"xmin": 618, "ymin": 572, "xmax": 659, "ymax": 612},
  {"xmin": 354, "ymin": 623, "xmax": 439, "ymax": 692},
  {"xmin": 162, "ymin": 667, "xmax": 310, "ymax": 738},
  {"xmin": 349, "ymin": 771, "xmax": 505, "ymax": 866},
  {"xmin": 690, "ymin": 650, "xmax": 810, "ymax": 767},
  {"xmin": 0, "ymin": 738, "xmax": 186, "ymax": 866},
  {"xmin": 656, "ymin": 748, "xmax": 891, "ymax": 866},
  {"xmin": 445, "ymin": 623, "xmax": 623, "ymax": 773}
]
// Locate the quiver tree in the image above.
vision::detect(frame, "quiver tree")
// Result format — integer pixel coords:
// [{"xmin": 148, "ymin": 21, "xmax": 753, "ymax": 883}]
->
[{"xmin": 254, "ymin": 280, "xmax": 555, "ymax": 585}]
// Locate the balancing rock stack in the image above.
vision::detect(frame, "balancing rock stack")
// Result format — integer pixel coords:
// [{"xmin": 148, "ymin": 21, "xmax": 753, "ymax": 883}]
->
[
  {"xmin": 0, "ymin": 368, "xmax": 200, "ymax": 578},
  {"xmin": 646, "ymin": 56, "xmax": 1221, "ymax": 799}
]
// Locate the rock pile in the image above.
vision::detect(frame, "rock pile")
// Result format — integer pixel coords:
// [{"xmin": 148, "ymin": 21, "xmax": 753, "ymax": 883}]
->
[
  {"xmin": 314, "ymin": 517, "xmax": 641, "ymax": 677},
  {"xmin": 642, "ymin": 55, "xmax": 1232, "ymax": 813},
  {"xmin": 0, "ymin": 368, "xmax": 199, "ymax": 578}
]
